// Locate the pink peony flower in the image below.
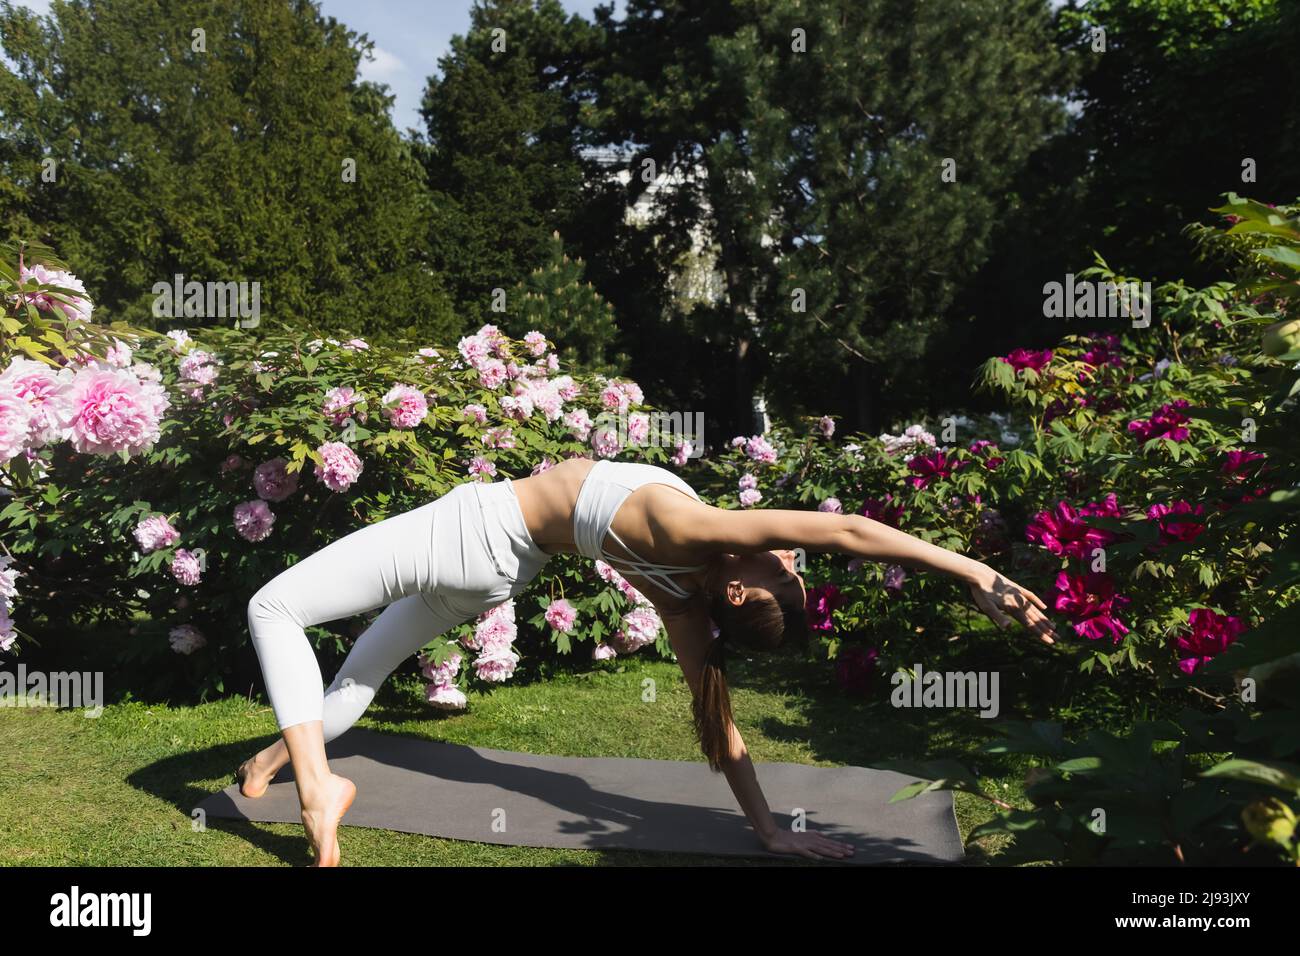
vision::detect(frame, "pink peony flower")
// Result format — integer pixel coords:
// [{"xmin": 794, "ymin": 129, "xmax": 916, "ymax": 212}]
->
[
  {"xmin": 744, "ymin": 435, "xmax": 778, "ymax": 464},
  {"xmin": 322, "ymin": 386, "xmax": 366, "ymax": 426},
  {"xmin": 134, "ymin": 514, "xmax": 180, "ymax": 553},
  {"xmin": 592, "ymin": 642, "xmax": 617, "ymax": 661},
  {"xmin": 627, "ymin": 412, "xmax": 650, "ymax": 445},
  {"xmin": 1174, "ymin": 608, "xmax": 1245, "ymax": 675},
  {"xmin": 168, "ymin": 623, "xmax": 207, "ymax": 655},
  {"xmin": 382, "ymin": 384, "xmax": 428, "ymax": 428},
  {"xmin": 477, "ymin": 359, "xmax": 508, "ymax": 389},
  {"xmin": 565, "ymin": 408, "xmax": 593, "ymax": 441},
  {"xmin": 467, "ymin": 455, "xmax": 496, "ymax": 480},
  {"xmin": 738, "ymin": 473, "xmax": 758, "ymax": 491},
  {"xmin": 544, "ymin": 599, "xmax": 577, "ymax": 633},
  {"xmin": 253, "ymin": 457, "xmax": 299, "ymax": 501},
  {"xmin": 818, "ymin": 497, "xmax": 843, "ymax": 514},
  {"xmin": 612, "ymin": 606, "xmax": 662, "ymax": 653},
  {"xmin": 234, "ymin": 499, "xmax": 276, "ymax": 542},
  {"xmin": 426, "ymin": 682, "xmax": 468, "ymax": 709},
  {"xmin": 530, "ymin": 457, "xmax": 555, "ymax": 475},
  {"xmin": 738, "ymin": 487, "xmax": 762, "ymax": 507},
  {"xmin": 220, "ymin": 453, "xmax": 246, "ymax": 474},
  {"xmin": 314, "ymin": 441, "xmax": 363, "ymax": 492},
  {"xmin": 1052, "ymin": 572, "xmax": 1130, "ymax": 643},
  {"xmin": 671, "ymin": 440, "xmax": 693, "ymax": 466},
  {"xmin": 473, "ymin": 644, "xmax": 521, "ymax": 682},
  {"xmin": 18, "ymin": 264, "xmax": 93, "ymax": 321},
  {"xmin": 0, "ymin": 382, "xmax": 35, "ymax": 463},
  {"xmin": 818, "ymin": 415, "xmax": 835, "ymax": 438},
  {"xmin": 590, "ymin": 424, "xmax": 622, "ymax": 458},
  {"xmin": 56, "ymin": 364, "xmax": 169, "ymax": 456},
  {"xmin": 170, "ymin": 548, "xmax": 203, "ymax": 586},
  {"xmin": 0, "ymin": 357, "xmax": 73, "ymax": 449},
  {"xmin": 420, "ymin": 651, "xmax": 463, "ymax": 684},
  {"xmin": 524, "ymin": 331, "xmax": 548, "ymax": 356},
  {"xmin": 884, "ymin": 565, "xmax": 907, "ymax": 591}
]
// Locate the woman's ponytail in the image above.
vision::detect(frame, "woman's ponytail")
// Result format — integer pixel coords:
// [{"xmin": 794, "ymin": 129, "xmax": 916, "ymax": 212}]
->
[{"xmin": 692, "ymin": 633, "xmax": 733, "ymax": 772}]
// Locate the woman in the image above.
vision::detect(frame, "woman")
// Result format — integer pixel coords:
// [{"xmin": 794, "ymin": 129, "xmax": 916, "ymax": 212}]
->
[{"xmin": 239, "ymin": 455, "xmax": 1056, "ymax": 865}]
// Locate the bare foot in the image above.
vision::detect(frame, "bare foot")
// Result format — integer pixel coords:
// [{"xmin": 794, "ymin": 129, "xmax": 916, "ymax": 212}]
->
[
  {"xmin": 301, "ymin": 773, "xmax": 356, "ymax": 867},
  {"xmin": 236, "ymin": 750, "xmax": 282, "ymax": 798}
]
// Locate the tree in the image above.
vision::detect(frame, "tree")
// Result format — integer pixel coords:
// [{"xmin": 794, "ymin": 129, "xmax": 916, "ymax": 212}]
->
[
  {"xmin": 418, "ymin": 0, "xmax": 600, "ymax": 326},
  {"xmin": 0, "ymin": 0, "xmax": 453, "ymax": 339}
]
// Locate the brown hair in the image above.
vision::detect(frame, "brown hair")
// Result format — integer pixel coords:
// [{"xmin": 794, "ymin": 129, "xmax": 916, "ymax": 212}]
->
[{"xmin": 694, "ymin": 588, "xmax": 808, "ymax": 772}]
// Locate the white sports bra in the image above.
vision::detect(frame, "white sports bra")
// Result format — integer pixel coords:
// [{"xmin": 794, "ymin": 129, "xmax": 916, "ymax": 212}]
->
[{"xmin": 571, "ymin": 459, "xmax": 707, "ymax": 600}]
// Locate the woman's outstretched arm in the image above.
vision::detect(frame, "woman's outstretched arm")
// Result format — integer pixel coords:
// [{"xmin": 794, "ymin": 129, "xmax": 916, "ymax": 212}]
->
[{"xmin": 684, "ymin": 505, "xmax": 1057, "ymax": 644}]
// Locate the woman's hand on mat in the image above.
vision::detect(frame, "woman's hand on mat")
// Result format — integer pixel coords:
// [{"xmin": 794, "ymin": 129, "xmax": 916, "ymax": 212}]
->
[
  {"xmin": 762, "ymin": 828, "xmax": 856, "ymax": 861},
  {"xmin": 968, "ymin": 565, "xmax": 1057, "ymax": 645}
]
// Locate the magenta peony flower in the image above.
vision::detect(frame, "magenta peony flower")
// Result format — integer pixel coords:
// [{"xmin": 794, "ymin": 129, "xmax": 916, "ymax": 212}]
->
[
  {"xmin": 168, "ymin": 623, "xmax": 207, "ymax": 655},
  {"xmin": 860, "ymin": 495, "xmax": 905, "ymax": 528},
  {"xmin": 234, "ymin": 499, "xmax": 276, "ymax": 542},
  {"xmin": 1026, "ymin": 501, "xmax": 1116, "ymax": 558},
  {"xmin": 835, "ymin": 645, "xmax": 880, "ymax": 696},
  {"xmin": 220, "ymin": 453, "xmax": 246, "ymax": 474},
  {"xmin": 967, "ymin": 439, "xmax": 1004, "ymax": 470},
  {"xmin": 1000, "ymin": 348, "xmax": 1053, "ymax": 373},
  {"xmin": 382, "ymin": 383, "xmax": 429, "ymax": 428},
  {"xmin": 56, "ymin": 364, "xmax": 169, "ymax": 456},
  {"xmin": 253, "ymin": 457, "xmax": 299, "ymax": 502},
  {"xmin": 1080, "ymin": 493, "xmax": 1124, "ymax": 518},
  {"xmin": 314, "ymin": 441, "xmax": 363, "ymax": 492},
  {"xmin": 1052, "ymin": 572, "xmax": 1130, "ymax": 643},
  {"xmin": 907, "ymin": 450, "xmax": 965, "ymax": 489},
  {"xmin": 1146, "ymin": 500, "xmax": 1205, "ymax": 545},
  {"xmin": 1128, "ymin": 399, "xmax": 1191, "ymax": 443},
  {"xmin": 134, "ymin": 514, "xmax": 180, "ymax": 553},
  {"xmin": 1174, "ymin": 609, "xmax": 1245, "ymax": 674},
  {"xmin": 544, "ymin": 599, "xmax": 577, "ymax": 633},
  {"xmin": 170, "ymin": 548, "xmax": 203, "ymax": 586},
  {"xmin": 805, "ymin": 583, "xmax": 845, "ymax": 633},
  {"xmin": 1221, "ymin": 449, "xmax": 1266, "ymax": 480}
]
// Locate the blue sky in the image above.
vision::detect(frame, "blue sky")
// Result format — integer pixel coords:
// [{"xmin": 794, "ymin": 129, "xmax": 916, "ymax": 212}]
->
[{"xmin": 12, "ymin": 0, "xmax": 621, "ymax": 132}]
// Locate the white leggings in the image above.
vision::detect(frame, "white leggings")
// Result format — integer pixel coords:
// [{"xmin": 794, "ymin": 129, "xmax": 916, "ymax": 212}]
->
[{"xmin": 246, "ymin": 478, "xmax": 552, "ymax": 741}]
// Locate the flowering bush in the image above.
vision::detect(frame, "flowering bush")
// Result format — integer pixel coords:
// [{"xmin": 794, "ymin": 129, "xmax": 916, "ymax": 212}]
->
[{"xmin": 0, "ymin": 255, "xmax": 695, "ymax": 705}]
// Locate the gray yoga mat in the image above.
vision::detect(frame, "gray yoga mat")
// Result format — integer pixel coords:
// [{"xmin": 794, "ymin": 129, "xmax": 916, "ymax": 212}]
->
[{"xmin": 198, "ymin": 727, "xmax": 964, "ymax": 864}]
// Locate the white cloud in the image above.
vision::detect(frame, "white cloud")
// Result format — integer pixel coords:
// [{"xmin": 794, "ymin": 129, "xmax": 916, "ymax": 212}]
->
[{"xmin": 359, "ymin": 45, "xmax": 405, "ymax": 84}]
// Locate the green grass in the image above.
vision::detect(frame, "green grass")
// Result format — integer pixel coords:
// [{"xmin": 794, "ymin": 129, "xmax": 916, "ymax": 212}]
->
[{"xmin": 0, "ymin": 636, "xmax": 1141, "ymax": 866}]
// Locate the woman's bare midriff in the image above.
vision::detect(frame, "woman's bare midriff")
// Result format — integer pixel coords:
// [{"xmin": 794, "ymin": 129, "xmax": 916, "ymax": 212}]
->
[{"xmin": 508, "ymin": 457, "xmax": 711, "ymax": 611}]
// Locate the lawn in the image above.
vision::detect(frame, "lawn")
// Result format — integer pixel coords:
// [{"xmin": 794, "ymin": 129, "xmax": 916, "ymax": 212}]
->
[{"xmin": 0, "ymin": 629, "xmax": 1141, "ymax": 867}]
